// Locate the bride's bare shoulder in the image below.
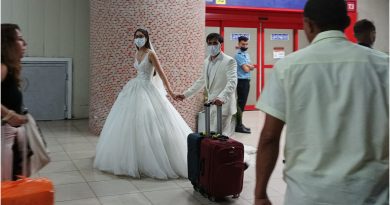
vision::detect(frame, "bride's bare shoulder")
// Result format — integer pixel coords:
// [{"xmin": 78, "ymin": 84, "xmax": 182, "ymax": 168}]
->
[{"xmin": 147, "ymin": 49, "xmax": 156, "ymax": 54}]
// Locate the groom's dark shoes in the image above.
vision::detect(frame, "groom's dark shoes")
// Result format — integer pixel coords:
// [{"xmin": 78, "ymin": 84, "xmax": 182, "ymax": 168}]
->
[{"xmin": 235, "ymin": 124, "xmax": 251, "ymax": 134}]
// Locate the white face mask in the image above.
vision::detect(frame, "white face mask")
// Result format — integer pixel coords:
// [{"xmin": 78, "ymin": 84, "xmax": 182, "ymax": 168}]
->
[
  {"xmin": 134, "ymin": 37, "xmax": 146, "ymax": 48},
  {"xmin": 207, "ymin": 43, "xmax": 221, "ymax": 56}
]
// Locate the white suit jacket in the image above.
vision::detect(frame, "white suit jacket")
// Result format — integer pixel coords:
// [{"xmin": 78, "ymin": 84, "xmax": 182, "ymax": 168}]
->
[{"xmin": 184, "ymin": 52, "xmax": 237, "ymax": 115}]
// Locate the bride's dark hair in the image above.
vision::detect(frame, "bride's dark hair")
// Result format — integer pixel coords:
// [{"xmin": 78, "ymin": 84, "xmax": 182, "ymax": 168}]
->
[{"xmin": 134, "ymin": 28, "xmax": 151, "ymax": 50}]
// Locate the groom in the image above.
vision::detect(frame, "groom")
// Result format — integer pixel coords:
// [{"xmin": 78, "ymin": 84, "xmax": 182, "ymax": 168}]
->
[{"xmin": 176, "ymin": 33, "xmax": 237, "ymax": 136}]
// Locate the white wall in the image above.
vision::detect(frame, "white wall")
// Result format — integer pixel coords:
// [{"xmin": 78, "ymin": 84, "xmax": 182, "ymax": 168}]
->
[
  {"xmin": 357, "ymin": 0, "xmax": 389, "ymax": 54},
  {"xmin": 1, "ymin": 0, "xmax": 90, "ymax": 118}
]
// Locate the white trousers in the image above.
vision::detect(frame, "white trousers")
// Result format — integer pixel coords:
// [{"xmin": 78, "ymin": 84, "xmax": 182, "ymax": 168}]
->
[{"xmin": 210, "ymin": 111, "xmax": 235, "ymax": 136}]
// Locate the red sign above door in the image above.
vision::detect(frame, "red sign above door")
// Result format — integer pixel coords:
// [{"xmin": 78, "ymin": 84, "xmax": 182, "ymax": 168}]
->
[{"xmin": 347, "ymin": 1, "xmax": 356, "ymax": 12}]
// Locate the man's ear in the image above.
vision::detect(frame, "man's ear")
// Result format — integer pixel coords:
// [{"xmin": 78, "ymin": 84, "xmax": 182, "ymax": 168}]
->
[
  {"xmin": 303, "ymin": 17, "xmax": 318, "ymax": 43},
  {"xmin": 305, "ymin": 18, "xmax": 315, "ymax": 34}
]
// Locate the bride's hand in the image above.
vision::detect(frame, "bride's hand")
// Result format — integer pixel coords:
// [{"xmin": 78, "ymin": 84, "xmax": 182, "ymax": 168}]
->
[
  {"xmin": 169, "ymin": 91, "xmax": 176, "ymax": 99},
  {"xmin": 175, "ymin": 94, "xmax": 185, "ymax": 101}
]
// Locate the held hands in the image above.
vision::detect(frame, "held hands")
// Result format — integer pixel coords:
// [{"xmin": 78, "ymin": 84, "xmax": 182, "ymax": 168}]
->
[
  {"xmin": 169, "ymin": 92, "xmax": 176, "ymax": 99},
  {"xmin": 174, "ymin": 94, "xmax": 186, "ymax": 101},
  {"xmin": 168, "ymin": 91, "xmax": 176, "ymax": 99},
  {"xmin": 6, "ymin": 113, "xmax": 28, "ymax": 127},
  {"xmin": 173, "ymin": 95, "xmax": 223, "ymax": 105}
]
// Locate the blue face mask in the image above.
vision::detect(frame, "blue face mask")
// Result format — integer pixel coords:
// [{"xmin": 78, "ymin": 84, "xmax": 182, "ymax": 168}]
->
[
  {"xmin": 134, "ymin": 37, "xmax": 146, "ymax": 48},
  {"xmin": 207, "ymin": 43, "xmax": 221, "ymax": 56}
]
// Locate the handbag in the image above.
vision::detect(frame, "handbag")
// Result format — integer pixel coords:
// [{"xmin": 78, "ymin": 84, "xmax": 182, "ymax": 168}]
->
[
  {"xmin": 1, "ymin": 177, "xmax": 54, "ymax": 205},
  {"xmin": 23, "ymin": 114, "xmax": 50, "ymax": 174}
]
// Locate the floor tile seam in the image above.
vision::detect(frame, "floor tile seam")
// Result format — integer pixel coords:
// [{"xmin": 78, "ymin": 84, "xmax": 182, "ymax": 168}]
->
[
  {"xmin": 62, "ymin": 145, "xmax": 96, "ymax": 153},
  {"xmin": 138, "ymin": 186, "xmax": 184, "ymax": 194},
  {"xmin": 48, "ymin": 173, "xmax": 86, "ymax": 186},
  {"xmin": 40, "ymin": 168, "xmax": 79, "ymax": 174},
  {"xmin": 56, "ymin": 139, "xmax": 92, "ymax": 144},
  {"xmin": 74, "ymin": 161, "xmax": 107, "ymax": 184},
  {"xmin": 40, "ymin": 169, "xmax": 83, "ymax": 176},
  {"xmin": 69, "ymin": 155, "xmax": 95, "ymax": 172},
  {"xmin": 47, "ymin": 126, "xmax": 80, "ymax": 133},
  {"xmin": 132, "ymin": 185, "xmax": 183, "ymax": 192},
  {"xmin": 53, "ymin": 180, "xmax": 92, "ymax": 187},
  {"xmin": 39, "ymin": 159, "xmax": 78, "ymax": 168},
  {"xmin": 82, "ymin": 179, "xmax": 110, "ymax": 200},
  {"xmin": 54, "ymin": 181, "xmax": 98, "ymax": 203},
  {"xmin": 55, "ymin": 197, "xmax": 102, "ymax": 204},
  {"xmin": 127, "ymin": 192, "xmax": 154, "ymax": 205},
  {"xmin": 69, "ymin": 158, "xmax": 127, "ymax": 183},
  {"xmin": 49, "ymin": 150, "xmax": 73, "ymax": 162},
  {"xmin": 44, "ymin": 159, "xmax": 87, "ymax": 181},
  {"xmin": 55, "ymin": 196, "xmax": 99, "ymax": 203},
  {"xmin": 90, "ymin": 189, "xmax": 142, "ymax": 198},
  {"xmin": 183, "ymin": 188, "xmax": 209, "ymax": 205}
]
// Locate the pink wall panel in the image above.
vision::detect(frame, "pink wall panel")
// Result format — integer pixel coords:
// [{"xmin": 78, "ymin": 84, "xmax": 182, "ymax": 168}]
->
[{"xmin": 89, "ymin": 0, "xmax": 206, "ymax": 135}]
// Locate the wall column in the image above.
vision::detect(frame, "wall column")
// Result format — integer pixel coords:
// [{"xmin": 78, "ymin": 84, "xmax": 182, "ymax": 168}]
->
[{"xmin": 89, "ymin": 0, "xmax": 205, "ymax": 134}]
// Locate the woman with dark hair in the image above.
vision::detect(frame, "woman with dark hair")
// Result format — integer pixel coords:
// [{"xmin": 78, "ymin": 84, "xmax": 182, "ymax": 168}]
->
[
  {"xmin": 1, "ymin": 23, "xmax": 29, "ymax": 181},
  {"xmin": 94, "ymin": 28, "xmax": 191, "ymax": 179}
]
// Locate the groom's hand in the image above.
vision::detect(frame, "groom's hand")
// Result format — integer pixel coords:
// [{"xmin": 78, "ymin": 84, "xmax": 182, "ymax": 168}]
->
[
  {"xmin": 211, "ymin": 98, "xmax": 224, "ymax": 106},
  {"xmin": 175, "ymin": 94, "xmax": 186, "ymax": 101}
]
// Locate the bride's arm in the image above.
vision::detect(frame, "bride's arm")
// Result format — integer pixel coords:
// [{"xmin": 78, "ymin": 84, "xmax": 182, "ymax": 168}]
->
[{"xmin": 149, "ymin": 51, "xmax": 174, "ymax": 97}]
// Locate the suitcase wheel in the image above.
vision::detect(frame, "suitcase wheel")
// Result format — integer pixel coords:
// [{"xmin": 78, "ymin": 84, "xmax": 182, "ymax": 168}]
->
[
  {"xmin": 208, "ymin": 196, "xmax": 216, "ymax": 202},
  {"xmin": 201, "ymin": 191, "xmax": 208, "ymax": 198},
  {"xmin": 232, "ymin": 194, "xmax": 240, "ymax": 199},
  {"xmin": 193, "ymin": 185, "xmax": 200, "ymax": 192}
]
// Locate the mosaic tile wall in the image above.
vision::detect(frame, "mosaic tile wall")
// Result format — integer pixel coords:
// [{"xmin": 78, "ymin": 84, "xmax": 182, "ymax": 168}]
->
[{"xmin": 89, "ymin": 0, "xmax": 205, "ymax": 135}]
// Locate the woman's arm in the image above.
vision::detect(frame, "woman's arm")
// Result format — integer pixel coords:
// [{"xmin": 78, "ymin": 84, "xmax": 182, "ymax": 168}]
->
[
  {"xmin": 1, "ymin": 104, "xmax": 27, "ymax": 126},
  {"xmin": 1, "ymin": 105, "xmax": 12, "ymax": 118},
  {"xmin": 1, "ymin": 64, "xmax": 28, "ymax": 126},
  {"xmin": 1, "ymin": 64, "xmax": 11, "ymax": 117},
  {"xmin": 149, "ymin": 51, "xmax": 174, "ymax": 97},
  {"xmin": 2, "ymin": 64, "xmax": 8, "ymax": 82}
]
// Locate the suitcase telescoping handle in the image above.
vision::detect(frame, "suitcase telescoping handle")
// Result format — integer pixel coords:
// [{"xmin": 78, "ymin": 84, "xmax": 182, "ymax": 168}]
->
[
  {"xmin": 204, "ymin": 102, "xmax": 211, "ymax": 137},
  {"xmin": 204, "ymin": 101, "xmax": 223, "ymax": 137}
]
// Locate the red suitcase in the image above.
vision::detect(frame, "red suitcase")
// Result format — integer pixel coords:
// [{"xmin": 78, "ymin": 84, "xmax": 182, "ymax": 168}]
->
[{"xmin": 198, "ymin": 103, "xmax": 245, "ymax": 201}]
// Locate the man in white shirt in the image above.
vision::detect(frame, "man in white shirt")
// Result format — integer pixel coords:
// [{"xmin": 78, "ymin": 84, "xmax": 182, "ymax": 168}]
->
[
  {"xmin": 254, "ymin": 0, "xmax": 389, "ymax": 204},
  {"xmin": 176, "ymin": 33, "xmax": 237, "ymax": 136}
]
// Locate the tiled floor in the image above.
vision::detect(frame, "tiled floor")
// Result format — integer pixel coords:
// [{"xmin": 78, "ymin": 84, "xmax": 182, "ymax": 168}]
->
[{"xmin": 34, "ymin": 111, "xmax": 286, "ymax": 205}]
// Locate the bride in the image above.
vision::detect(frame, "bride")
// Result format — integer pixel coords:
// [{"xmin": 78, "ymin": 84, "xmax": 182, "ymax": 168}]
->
[{"xmin": 94, "ymin": 28, "xmax": 191, "ymax": 179}]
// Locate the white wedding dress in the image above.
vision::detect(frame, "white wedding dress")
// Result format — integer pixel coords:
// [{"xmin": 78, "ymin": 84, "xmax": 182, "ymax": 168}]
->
[{"xmin": 94, "ymin": 51, "xmax": 191, "ymax": 179}]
